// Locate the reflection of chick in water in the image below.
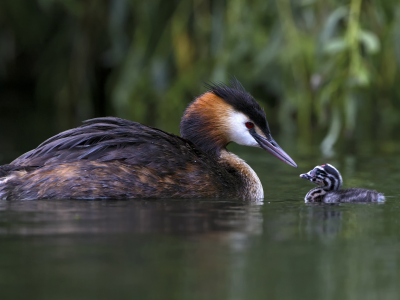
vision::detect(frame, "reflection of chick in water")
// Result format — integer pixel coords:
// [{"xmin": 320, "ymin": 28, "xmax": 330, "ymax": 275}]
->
[
  {"xmin": 300, "ymin": 205, "xmax": 343, "ymax": 239},
  {"xmin": 300, "ymin": 164, "xmax": 384, "ymax": 203}
]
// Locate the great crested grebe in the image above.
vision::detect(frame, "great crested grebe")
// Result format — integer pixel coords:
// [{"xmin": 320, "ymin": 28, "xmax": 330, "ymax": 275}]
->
[
  {"xmin": 300, "ymin": 164, "xmax": 384, "ymax": 203},
  {"xmin": 0, "ymin": 79, "xmax": 297, "ymax": 200}
]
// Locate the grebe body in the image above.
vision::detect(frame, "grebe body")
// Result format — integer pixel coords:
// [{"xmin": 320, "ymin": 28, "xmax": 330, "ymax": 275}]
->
[
  {"xmin": 300, "ymin": 164, "xmax": 384, "ymax": 203},
  {"xmin": 0, "ymin": 80, "xmax": 297, "ymax": 200}
]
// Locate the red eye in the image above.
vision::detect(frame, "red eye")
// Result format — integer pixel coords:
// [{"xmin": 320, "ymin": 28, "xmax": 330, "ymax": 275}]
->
[{"xmin": 245, "ymin": 122, "xmax": 254, "ymax": 129}]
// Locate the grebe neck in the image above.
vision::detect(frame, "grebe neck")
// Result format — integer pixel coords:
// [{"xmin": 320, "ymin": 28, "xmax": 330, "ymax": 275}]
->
[
  {"xmin": 219, "ymin": 149, "xmax": 263, "ymax": 200},
  {"xmin": 180, "ymin": 93, "xmax": 232, "ymax": 156}
]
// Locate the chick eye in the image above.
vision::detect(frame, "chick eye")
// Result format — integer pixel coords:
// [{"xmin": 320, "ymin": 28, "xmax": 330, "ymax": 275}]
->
[{"xmin": 245, "ymin": 122, "xmax": 254, "ymax": 129}]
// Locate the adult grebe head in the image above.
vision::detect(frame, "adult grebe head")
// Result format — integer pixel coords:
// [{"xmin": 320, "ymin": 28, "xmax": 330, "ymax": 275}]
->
[{"xmin": 180, "ymin": 78, "xmax": 297, "ymax": 167}]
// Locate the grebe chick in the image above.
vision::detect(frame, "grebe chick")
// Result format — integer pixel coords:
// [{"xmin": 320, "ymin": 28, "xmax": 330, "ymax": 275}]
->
[
  {"xmin": 300, "ymin": 164, "xmax": 384, "ymax": 203},
  {"xmin": 0, "ymin": 79, "xmax": 297, "ymax": 200}
]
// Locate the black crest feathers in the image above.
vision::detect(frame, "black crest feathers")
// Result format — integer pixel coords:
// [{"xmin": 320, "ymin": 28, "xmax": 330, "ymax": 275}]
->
[{"xmin": 205, "ymin": 78, "xmax": 270, "ymax": 134}]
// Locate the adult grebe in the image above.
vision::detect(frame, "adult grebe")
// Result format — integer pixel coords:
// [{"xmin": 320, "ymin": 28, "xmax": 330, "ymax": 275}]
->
[
  {"xmin": 300, "ymin": 164, "xmax": 384, "ymax": 203},
  {"xmin": 0, "ymin": 79, "xmax": 297, "ymax": 200}
]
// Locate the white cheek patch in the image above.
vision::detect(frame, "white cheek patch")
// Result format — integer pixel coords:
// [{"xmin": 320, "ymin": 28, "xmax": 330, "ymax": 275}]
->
[{"xmin": 227, "ymin": 111, "xmax": 259, "ymax": 147}]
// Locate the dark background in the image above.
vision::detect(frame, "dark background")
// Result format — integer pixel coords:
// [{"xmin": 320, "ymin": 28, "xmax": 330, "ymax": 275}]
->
[{"xmin": 1, "ymin": 0, "xmax": 400, "ymax": 161}]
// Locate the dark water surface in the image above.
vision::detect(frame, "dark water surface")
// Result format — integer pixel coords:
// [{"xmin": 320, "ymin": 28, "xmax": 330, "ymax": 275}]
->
[{"xmin": 1, "ymin": 145, "xmax": 400, "ymax": 300}]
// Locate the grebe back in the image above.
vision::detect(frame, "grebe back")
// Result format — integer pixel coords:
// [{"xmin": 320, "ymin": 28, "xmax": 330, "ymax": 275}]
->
[{"xmin": 0, "ymin": 79, "xmax": 297, "ymax": 200}]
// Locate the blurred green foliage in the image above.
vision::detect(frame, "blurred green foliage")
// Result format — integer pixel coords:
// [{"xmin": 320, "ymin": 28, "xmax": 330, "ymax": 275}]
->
[{"xmin": 0, "ymin": 0, "xmax": 400, "ymax": 155}]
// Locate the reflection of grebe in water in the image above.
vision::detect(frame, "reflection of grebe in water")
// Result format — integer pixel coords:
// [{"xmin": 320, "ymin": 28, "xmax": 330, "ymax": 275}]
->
[
  {"xmin": 300, "ymin": 164, "xmax": 384, "ymax": 203},
  {"xmin": 0, "ymin": 79, "xmax": 297, "ymax": 200}
]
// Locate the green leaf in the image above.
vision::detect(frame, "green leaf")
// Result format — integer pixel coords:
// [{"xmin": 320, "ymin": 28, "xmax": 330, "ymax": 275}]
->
[
  {"xmin": 320, "ymin": 107, "xmax": 341, "ymax": 158},
  {"xmin": 320, "ymin": 6, "xmax": 348, "ymax": 43},
  {"xmin": 358, "ymin": 30, "xmax": 380, "ymax": 54},
  {"xmin": 324, "ymin": 37, "xmax": 348, "ymax": 54}
]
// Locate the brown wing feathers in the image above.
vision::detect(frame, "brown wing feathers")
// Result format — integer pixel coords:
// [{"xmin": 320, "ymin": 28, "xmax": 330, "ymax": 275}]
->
[{"xmin": 1, "ymin": 117, "xmax": 242, "ymax": 199}]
